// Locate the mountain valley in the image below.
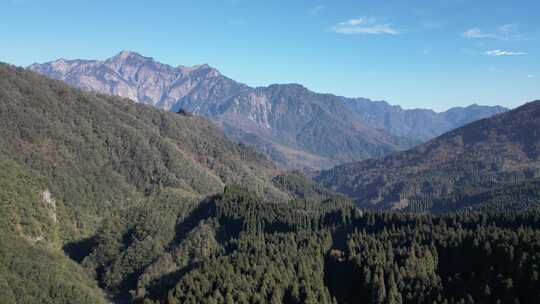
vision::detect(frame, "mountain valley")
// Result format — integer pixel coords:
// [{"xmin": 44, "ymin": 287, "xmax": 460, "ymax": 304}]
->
[
  {"xmin": 29, "ymin": 51, "xmax": 506, "ymax": 170},
  {"xmin": 0, "ymin": 53, "xmax": 538, "ymax": 304},
  {"xmin": 4, "ymin": 0, "xmax": 540, "ymax": 302}
]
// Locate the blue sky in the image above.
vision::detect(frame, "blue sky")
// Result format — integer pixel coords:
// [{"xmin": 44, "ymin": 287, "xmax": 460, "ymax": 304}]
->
[{"xmin": 1, "ymin": 0, "xmax": 539, "ymax": 111}]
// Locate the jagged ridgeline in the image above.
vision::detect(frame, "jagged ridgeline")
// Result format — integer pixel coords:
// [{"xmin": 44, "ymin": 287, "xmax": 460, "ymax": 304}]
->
[
  {"xmin": 29, "ymin": 51, "xmax": 506, "ymax": 171},
  {"xmin": 0, "ymin": 63, "xmax": 288, "ymax": 303}
]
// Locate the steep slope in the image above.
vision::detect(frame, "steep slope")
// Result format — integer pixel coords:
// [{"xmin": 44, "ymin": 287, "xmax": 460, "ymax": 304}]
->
[
  {"xmin": 0, "ymin": 63, "xmax": 288, "ymax": 302},
  {"xmin": 27, "ymin": 51, "xmax": 414, "ymax": 170},
  {"xmin": 344, "ymin": 98, "xmax": 507, "ymax": 141},
  {"xmin": 316, "ymin": 100, "xmax": 540, "ymax": 210},
  {"xmin": 210, "ymin": 83, "xmax": 414, "ymax": 170},
  {"xmin": 0, "ymin": 62, "xmax": 289, "ymax": 237},
  {"xmin": 0, "ymin": 156, "xmax": 107, "ymax": 304}
]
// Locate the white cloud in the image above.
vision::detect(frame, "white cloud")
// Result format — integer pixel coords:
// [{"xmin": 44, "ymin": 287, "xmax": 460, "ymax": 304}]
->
[
  {"xmin": 528, "ymin": 74, "xmax": 535, "ymax": 78},
  {"xmin": 485, "ymin": 49, "xmax": 528, "ymax": 56},
  {"xmin": 462, "ymin": 28, "xmax": 496, "ymax": 39},
  {"xmin": 462, "ymin": 24, "xmax": 524, "ymax": 40},
  {"xmin": 330, "ymin": 17, "xmax": 400, "ymax": 35},
  {"xmin": 308, "ymin": 5, "xmax": 326, "ymax": 16},
  {"xmin": 497, "ymin": 23, "xmax": 517, "ymax": 34}
]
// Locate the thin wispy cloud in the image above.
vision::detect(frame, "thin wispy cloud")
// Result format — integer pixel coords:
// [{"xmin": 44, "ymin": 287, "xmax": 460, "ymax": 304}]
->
[
  {"xmin": 463, "ymin": 28, "xmax": 497, "ymax": 39},
  {"xmin": 462, "ymin": 24, "xmax": 525, "ymax": 41},
  {"xmin": 528, "ymin": 74, "xmax": 536, "ymax": 78},
  {"xmin": 485, "ymin": 49, "xmax": 528, "ymax": 56},
  {"xmin": 308, "ymin": 5, "xmax": 326, "ymax": 16},
  {"xmin": 330, "ymin": 17, "xmax": 400, "ymax": 35}
]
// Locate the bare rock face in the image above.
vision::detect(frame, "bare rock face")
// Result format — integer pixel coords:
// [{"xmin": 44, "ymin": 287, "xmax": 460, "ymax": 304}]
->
[
  {"xmin": 28, "ymin": 50, "xmax": 246, "ymax": 111},
  {"xmin": 28, "ymin": 51, "xmax": 505, "ymax": 171}
]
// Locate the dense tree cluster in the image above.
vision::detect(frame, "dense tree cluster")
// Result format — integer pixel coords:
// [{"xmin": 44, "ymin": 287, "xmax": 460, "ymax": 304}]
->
[
  {"xmin": 406, "ymin": 178, "xmax": 540, "ymax": 213},
  {"xmin": 0, "ymin": 233, "xmax": 106, "ymax": 304},
  {"xmin": 86, "ymin": 185, "xmax": 540, "ymax": 304}
]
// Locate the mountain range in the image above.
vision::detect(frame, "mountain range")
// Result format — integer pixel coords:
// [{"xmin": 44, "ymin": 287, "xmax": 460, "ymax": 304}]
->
[
  {"xmin": 316, "ymin": 100, "xmax": 540, "ymax": 211},
  {"xmin": 2, "ymin": 59, "xmax": 540, "ymax": 304},
  {"xmin": 28, "ymin": 50, "xmax": 506, "ymax": 170},
  {"xmin": 343, "ymin": 98, "xmax": 508, "ymax": 141}
]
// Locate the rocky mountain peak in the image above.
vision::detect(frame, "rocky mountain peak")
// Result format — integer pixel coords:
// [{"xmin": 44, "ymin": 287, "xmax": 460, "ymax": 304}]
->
[
  {"xmin": 177, "ymin": 63, "xmax": 221, "ymax": 78},
  {"xmin": 27, "ymin": 51, "xmax": 507, "ymax": 171},
  {"xmin": 107, "ymin": 52, "xmax": 151, "ymax": 72},
  {"xmin": 48, "ymin": 58, "xmax": 71, "ymax": 72},
  {"xmin": 110, "ymin": 50, "xmax": 150, "ymax": 62},
  {"xmin": 267, "ymin": 83, "xmax": 308, "ymax": 92}
]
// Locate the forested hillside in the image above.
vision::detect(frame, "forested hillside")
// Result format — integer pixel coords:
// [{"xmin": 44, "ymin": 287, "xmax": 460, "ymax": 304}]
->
[
  {"xmin": 2, "ymin": 64, "xmax": 540, "ymax": 304},
  {"xmin": 317, "ymin": 101, "xmax": 540, "ymax": 211},
  {"xmin": 0, "ymin": 63, "xmax": 287, "ymax": 303},
  {"xmin": 114, "ymin": 185, "xmax": 540, "ymax": 304},
  {"xmin": 0, "ymin": 63, "xmax": 287, "ymax": 237},
  {"xmin": 0, "ymin": 156, "xmax": 107, "ymax": 303}
]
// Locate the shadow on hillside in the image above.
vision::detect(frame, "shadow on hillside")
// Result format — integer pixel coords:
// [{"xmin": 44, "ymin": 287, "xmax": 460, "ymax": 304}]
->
[
  {"xmin": 63, "ymin": 236, "xmax": 97, "ymax": 263},
  {"xmin": 170, "ymin": 195, "xmax": 218, "ymax": 246}
]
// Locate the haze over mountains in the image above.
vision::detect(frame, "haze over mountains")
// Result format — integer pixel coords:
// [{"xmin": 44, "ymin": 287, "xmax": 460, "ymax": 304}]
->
[
  {"xmin": 317, "ymin": 100, "xmax": 540, "ymax": 211},
  {"xmin": 29, "ymin": 50, "xmax": 506, "ymax": 170},
  {"xmin": 344, "ymin": 99, "xmax": 507, "ymax": 141}
]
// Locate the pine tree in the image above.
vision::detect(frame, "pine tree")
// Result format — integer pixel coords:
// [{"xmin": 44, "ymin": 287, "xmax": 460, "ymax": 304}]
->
[
  {"xmin": 371, "ymin": 270, "xmax": 386, "ymax": 304},
  {"xmin": 387, "ymin": 271, "xmax": 402, "ymax": 304}
]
